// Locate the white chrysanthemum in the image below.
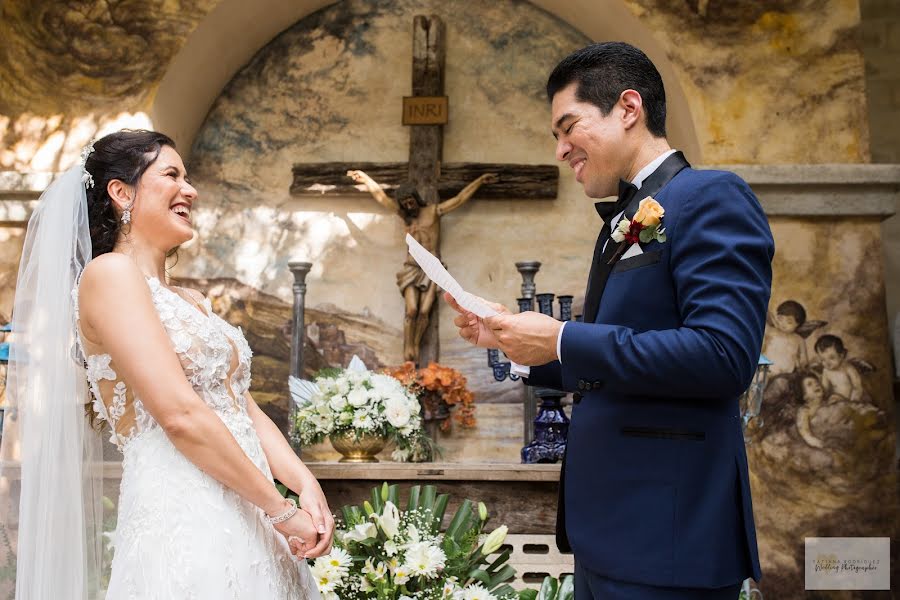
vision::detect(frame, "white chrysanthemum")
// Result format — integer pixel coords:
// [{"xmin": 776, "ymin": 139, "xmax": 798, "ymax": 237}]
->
[
  {"xmin": 309, "ymin": 560, "xmax": 341, "ymax": 593},
  {"xmin": 384, "ymin": 396, "xmax": 412, "ymax": 428},
  {"xmin": 322, "ymin": 546, "xmax": 352, "ymax": 572},
  {"xmin": 404, "ymin": 541, "xmax": 446, "ymax": 578},
  {"xmin": 391, "ymin": 447, "xmax": 411, "ymax": 462},
  {"xmin": 352, "ymin": 412, "xmax": 375, "ymax": 430},
  {"xmin": 393, "ymin": 565, "xmax": 411, "ymax": 585},
  {"xmin": 461, "ymin": 584, "xmax": 497, "ymax": 600}
]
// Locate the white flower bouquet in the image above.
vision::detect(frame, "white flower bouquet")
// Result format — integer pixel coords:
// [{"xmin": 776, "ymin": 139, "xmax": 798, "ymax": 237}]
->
[
  {"xmin": 292, "ymin": 358, "xmax": 432, "ymax": 461},
  {"xmin": 309, "ymin": 483, "xmax": 518, "ymax": 600}
]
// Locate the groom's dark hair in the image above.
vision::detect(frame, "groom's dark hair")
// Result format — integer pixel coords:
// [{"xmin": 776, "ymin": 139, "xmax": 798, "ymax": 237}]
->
[{"xmin": 546, "ymin": 42, "xmax": 667, "ymax": 138}]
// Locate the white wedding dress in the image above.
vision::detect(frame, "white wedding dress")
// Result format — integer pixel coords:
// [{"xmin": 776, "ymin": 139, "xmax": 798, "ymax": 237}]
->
[{"xmin": 73, "ymin": 276, "xmax": 320, "ymax": 599}]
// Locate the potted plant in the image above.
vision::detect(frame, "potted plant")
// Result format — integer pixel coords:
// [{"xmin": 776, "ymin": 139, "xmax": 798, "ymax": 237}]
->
[
  {"xmin": 308, "ymin": 482, "xmax": 518, "ymax": 600},
  {"xmin": 384, "ymin": 362, "xmax": 476, "ymax": 443}
]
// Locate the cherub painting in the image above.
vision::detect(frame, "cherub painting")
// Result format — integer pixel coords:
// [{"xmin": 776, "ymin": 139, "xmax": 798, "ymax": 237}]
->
[
  {"xmin": 810, "ymin": 334, "xmax": 875, "ymax": 403},
  {"xmin": 764, "ymin": 300, "xmax": 826, "ymax": 375}
]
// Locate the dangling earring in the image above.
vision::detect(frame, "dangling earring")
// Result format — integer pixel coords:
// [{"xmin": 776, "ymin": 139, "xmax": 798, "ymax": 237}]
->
[{"xmin": 122, "ymin": 200, "xmax": 135, "ymax": 225}]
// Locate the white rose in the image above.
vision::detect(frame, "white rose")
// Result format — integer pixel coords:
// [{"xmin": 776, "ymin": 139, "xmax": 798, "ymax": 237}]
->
[
  {"xmin": 347, "ymin": 387, "xmax": 369, "ymax": 408},
  {"xmin": 329, "ymin": 395, "xmax": 348, "ymax": 411},
  {"xmin": 384, "ymin": 397, "xmax": 411, "ymax": 428}
]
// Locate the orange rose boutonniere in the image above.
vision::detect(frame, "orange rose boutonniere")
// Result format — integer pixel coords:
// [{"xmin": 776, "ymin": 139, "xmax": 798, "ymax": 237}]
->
[{"xmin": 608, "ymin": 196, "xmax": 666, "ymax": 264}]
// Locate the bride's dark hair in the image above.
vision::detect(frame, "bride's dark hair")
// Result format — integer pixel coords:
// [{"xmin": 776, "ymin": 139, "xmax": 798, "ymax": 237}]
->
[
  {"xmin": 83, "ymin": 129, "xmax": 175, "ymax": 257},
  {"xmin": 81, "ymin": 130, "xmax": 175, "ymax": 429}
]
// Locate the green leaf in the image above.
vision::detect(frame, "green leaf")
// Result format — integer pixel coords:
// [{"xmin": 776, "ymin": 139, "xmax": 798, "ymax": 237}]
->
[
  {"xmin": 485, "ymin": 547, "xmax": 512, "ymax": 573},
  {"xmin": 386, "ymin": 484, "xmax": 400, "ymax": 506},
  {"xmin": 558, "ymin": 575, "xmax": 575, "ymax": 600},
  {"xmin": 468, "ymin": 568, "xmax": 492, "ymax": 586},
  {"xmin": 431, "ymin": 494, "xmax": 450, "ymax": 534},
  {"xmin": 445, "ymin": 499, "xmax": 473, "ymax": 541},
  {"xmin": 420, "ymin": 485, "xmax": 437, "ymax": 514},
  {"xmin": 492, "ymin": 584, "xmax": 517, "ymax": 599},
  {"xmin": 407, "ymin": 485, "xmax": 421, "ymax": 511},
  {"xmin": 657, "ymin": 231, "xmax": 667, "ymax": 243},
  {"xmin": 518, "ymin": 590, "xmax": 538, "ymax": 600},
  {"xmin": 369, "ymin": 486, "xmax": 384, "ymax": 514},
  {"xmin": 537, "ymin": 576, "xmax": 559, "ymax": 600},
  {"xmin": 340, "ymin": 505, "xmax": 357, "ymax": 526},
  {"xmin": 489, "ymin": 564, "xmax": 516, "ymax": 588},
  {"xmin": 639, "ymin": 228, "xmax": 653, "ymax": 244}
]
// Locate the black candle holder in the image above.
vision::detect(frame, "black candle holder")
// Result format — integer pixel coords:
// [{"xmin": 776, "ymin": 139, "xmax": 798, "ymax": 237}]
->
[
  {"xmin": 535, "ymin": 293, "xmax": 555, "ymax": 316},
  {"xmin": 558, "ymin": 295, "xmax": 574, "ymax": 322},
  {"xmin": 521, "ymin": 387, "xmax": 570, "ymax": 464}
]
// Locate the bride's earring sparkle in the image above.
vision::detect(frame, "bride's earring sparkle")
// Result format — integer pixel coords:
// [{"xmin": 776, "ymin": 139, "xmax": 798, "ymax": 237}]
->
[{"xmin": 122, "ymin": 200, "xmax": 134, "ymax": 225}]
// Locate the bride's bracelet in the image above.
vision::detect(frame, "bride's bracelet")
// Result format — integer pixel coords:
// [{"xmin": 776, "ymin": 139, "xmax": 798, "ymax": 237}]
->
[{"xmin": 265, "ymin": 498, "xmax": 298, "ymax": 525}]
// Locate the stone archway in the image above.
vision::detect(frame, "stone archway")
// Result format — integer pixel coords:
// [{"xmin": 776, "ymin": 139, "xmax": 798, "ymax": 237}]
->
[{"xmin": 150, "ymin": 0, "xmax": 701, "ymax": 161}]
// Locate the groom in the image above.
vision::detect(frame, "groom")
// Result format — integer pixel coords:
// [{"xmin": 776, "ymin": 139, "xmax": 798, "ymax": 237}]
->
[{"xmin": 446, "ymin": 42, "xmax": 772, "ymax": 599}]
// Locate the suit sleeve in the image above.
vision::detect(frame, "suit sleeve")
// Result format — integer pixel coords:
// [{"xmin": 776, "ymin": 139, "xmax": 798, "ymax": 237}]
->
[
  {"xmin": 558, "ymin": 173, "xmax": 774, "ymax": 399},
  {"xmin": 523, "ymin": 360, "xmax": 568, "ymax": 391}
]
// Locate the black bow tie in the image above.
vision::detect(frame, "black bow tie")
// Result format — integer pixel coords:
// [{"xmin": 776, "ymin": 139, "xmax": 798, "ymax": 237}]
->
[{"xmin": 594, "ymin": 179, "xmax": 638, "ymax": 221}]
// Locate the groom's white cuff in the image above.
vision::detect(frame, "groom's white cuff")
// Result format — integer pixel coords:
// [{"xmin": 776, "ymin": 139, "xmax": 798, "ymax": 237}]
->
[{"xmin": 508, "ymin": 321, "xmax": 567, "ymax": 378}]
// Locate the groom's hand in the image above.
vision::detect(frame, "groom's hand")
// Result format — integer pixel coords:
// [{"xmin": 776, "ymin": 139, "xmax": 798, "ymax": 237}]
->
[
  {"xmin": 484, "ymin": 311, "xmax": 562, "ymax": 366},
  {"xmin": 443, "ymin": 292, "xmax": 510, "ymax": 349},
  {"xmin": 298, "ymin": 483, "xmax": 335, "ymax": 558}
]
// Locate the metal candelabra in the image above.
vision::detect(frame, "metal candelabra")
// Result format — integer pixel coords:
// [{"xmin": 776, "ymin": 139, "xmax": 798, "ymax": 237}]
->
[{"xmin": 484, "ymin": 262, "xmax": 573, "ymax": 463}]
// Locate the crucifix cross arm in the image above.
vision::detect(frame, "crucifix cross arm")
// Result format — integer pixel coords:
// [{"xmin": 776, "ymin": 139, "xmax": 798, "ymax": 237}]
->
[
  {"xmin": 346, "ymin": 169, "xmax": 399, "ymax": 211},
  {"xmin": 437, "ymin": 172, "xmax": 498, "ymax": 216}
]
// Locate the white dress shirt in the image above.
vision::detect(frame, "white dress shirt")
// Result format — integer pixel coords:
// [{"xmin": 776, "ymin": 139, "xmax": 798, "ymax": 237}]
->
[{"xmin": 511, "ymin": 149, "xmax": 677, "ymax": 378}]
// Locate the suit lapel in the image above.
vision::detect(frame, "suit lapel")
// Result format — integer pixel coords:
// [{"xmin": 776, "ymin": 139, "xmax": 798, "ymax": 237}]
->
[{"xmin": 582, "ymin": 151, "xmax": 690, "ymax": 323}]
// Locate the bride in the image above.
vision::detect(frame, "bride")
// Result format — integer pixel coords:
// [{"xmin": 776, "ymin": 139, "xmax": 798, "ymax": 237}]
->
[{"xmin": 2, "ymin": 130, "xmax": 331, "ymax": 598}]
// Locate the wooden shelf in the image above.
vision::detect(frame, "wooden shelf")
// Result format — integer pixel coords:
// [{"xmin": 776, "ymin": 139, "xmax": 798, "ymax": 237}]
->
[{"xmin": 305, "ymin": 462, "xmax": 560, "ymax": 482}]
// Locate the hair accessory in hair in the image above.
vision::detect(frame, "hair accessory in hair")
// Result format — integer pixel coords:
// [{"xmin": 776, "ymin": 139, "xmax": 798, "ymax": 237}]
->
[{"xmin": 79, "ymin": 141, "xmax": 96, "ymax": 189}]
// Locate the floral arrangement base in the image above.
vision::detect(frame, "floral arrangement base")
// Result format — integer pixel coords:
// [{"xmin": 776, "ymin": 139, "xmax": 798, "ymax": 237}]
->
[{"xmin": 330, "ymin": 431, "xmax": 388, "ymax": 463}]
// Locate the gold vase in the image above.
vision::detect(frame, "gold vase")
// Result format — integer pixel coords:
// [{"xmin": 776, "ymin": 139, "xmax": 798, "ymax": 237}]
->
[{"xmin": 330, "ymin": 430, "xmax": 388, "ymax": 463}]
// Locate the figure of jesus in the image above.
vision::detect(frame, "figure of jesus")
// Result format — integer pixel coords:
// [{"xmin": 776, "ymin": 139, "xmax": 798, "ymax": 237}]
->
[{"xmin": 347, "ymin": 169, "xmax": 497, "ymax": 362}]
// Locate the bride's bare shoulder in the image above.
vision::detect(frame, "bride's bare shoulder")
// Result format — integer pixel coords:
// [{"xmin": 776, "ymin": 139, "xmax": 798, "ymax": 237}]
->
[{"xmin": 79, "ymin": 253, "xmax": 144, "ymax": 296}]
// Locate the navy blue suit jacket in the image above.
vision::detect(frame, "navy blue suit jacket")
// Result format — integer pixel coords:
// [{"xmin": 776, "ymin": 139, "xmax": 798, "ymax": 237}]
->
[{"xmin": 527, "ymin": 167, "xmax": 772, "ymax": 588}]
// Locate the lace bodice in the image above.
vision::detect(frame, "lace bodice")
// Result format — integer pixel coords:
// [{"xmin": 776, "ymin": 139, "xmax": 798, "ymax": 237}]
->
[{"xmin": 73, "ymin": 277, "xmax": 254, "ymax": 451}]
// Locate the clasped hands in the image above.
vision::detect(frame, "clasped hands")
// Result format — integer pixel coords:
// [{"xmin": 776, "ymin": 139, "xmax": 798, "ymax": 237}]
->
[
  {"xmin": 272, "ymin": 484, "xmax": 335, "ymax": 561},
  {"xmin": 443, "ymin": 292, "xmax": 562, "ymax": 366}
]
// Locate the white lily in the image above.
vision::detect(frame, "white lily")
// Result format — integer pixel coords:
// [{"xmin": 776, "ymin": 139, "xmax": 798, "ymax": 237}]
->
[{"xmin": 378, "ymin": 501, "xmax": 401, "ymax": 539}]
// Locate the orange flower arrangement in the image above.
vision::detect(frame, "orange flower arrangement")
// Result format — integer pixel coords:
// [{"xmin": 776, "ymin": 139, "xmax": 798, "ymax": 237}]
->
[{"xmin": 384, "ymin": 362, "xmax": 476, "ymax": 432}]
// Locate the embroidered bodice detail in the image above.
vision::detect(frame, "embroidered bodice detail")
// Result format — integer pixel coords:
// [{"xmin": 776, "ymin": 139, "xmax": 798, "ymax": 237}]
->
[{"xmin": 73, "ymin": 277, "xmax": 254, "ymax": 451}]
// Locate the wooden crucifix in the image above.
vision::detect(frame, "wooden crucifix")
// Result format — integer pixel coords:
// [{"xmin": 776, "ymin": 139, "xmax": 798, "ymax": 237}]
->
[{"xmin": 290, "ymin": 15, "xmax": 559, "ymax": 366}]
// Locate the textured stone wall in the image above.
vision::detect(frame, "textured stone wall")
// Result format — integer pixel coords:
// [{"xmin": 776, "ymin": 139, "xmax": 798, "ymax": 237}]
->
[
  {"xmin": 0, "ymin": 1, "xmax": 216, "ymax": 171},
  {"xmin": 860, "ymin": 0, "xmax": 900, "ymax": 359},
  {"xmin": 622, "ymin": 0, "xmax": 870, "ymax": 164}
]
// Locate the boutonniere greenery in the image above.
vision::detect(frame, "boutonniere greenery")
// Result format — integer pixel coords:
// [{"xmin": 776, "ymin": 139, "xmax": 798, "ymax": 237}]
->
[{"xmin": 608, "ymin": 196, "xmax": 666, "ymax": 264}]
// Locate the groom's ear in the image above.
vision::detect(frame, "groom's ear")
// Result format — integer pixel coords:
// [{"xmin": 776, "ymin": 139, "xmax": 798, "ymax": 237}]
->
[
  {"xmin": 619, "ymin": 89, "xmax": 644, "ymax": 132},
  {"xmin": 106, "ymin": 179, "xmax": 133, "ymax": 210}
]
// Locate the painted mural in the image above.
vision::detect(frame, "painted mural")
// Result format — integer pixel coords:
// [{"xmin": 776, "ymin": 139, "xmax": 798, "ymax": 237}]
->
[{"xmin": 746, "ymin": 220, "xmax": 897, "ymax": 598}]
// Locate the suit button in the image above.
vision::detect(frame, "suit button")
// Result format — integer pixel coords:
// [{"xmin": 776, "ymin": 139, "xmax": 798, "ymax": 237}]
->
[
  {"xmin": 577, "ymin": 380, "xmax": 586, "ymax": 390},
  {"xmin": 592, "ymin": 381, "xmax": 604, "ymax": 390},
  {"xmin": 572, "ymin": 392, "xmax": 583, "ymax": 404}
]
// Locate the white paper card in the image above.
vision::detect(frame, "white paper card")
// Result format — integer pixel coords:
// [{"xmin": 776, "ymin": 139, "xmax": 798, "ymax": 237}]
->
[
  {"xmin": 405, "ymin": 234, "xmax": 498, "ymax": 318},
  {"xmin": 405, "ymin": 233, "xmax": 526, "ymax": 374}
]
